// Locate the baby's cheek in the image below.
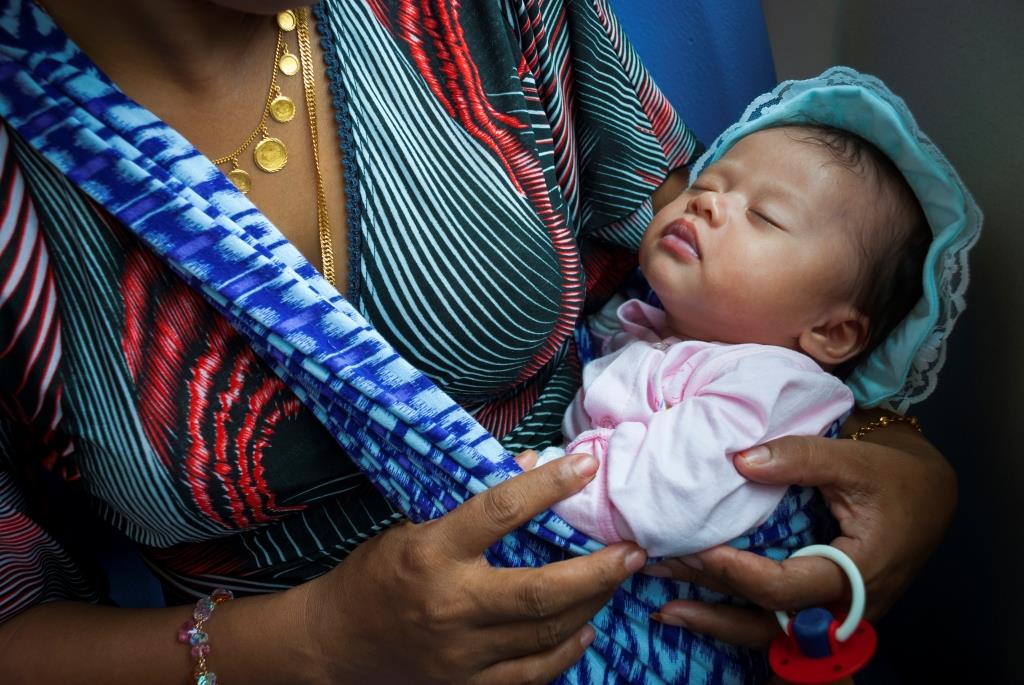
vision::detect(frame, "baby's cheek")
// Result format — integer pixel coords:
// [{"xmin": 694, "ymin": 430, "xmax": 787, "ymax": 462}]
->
[
  {"xmin": 637, "ymin": 232, "xmax": 662, "ymax": 270},
  {"xmin": 706, "ymin": 257, "xmax": 755, "ymax": 296},
  {"xmin": 707, "ymin": 260, "xmax": 783, "ymax": 313},
  {"xmin": 639, "ymin": 250, "xmax": 680, "ymax": 288}
]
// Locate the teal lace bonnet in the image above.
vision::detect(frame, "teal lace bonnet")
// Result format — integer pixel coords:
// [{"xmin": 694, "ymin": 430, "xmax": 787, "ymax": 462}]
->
[{"xmin": 689, "ymin": 67, "xmax": 982, "ymax": 411}]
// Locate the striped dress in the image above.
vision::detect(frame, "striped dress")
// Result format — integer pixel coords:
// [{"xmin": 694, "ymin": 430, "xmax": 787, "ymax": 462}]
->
[{"xmin": 0, "ymin": 0, "xmax": 699, "ymax": 616}]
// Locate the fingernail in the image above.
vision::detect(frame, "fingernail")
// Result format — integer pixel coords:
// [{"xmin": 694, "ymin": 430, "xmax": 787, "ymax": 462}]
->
[
  {"xmin": 572, "ymin": 454, "xmax": 598, "ymax": 477},
  {"xmin": 651, "ymin": 611, "xmax": 688, "ymax": 628},
  {"xmin": 659, "ymin": 604, "xmax": 698, "ymax": 625},
  {"xmin": 642, "ymin": 563, "xmax": 672, "ymax": 578},
  {"xmin": 739, "ymin": 446, "xmax": 771, "ymax": 465},
  {"xmin": 680, "ymin": 555, "xmax": 703, "ymax": 571},
  {"xmin": 624, "ymin": 549, "xmax": 646, "ymax": 573},
  {"xmin": 579, "ymin": 624, "xmax": 595, "ymax": 648}
]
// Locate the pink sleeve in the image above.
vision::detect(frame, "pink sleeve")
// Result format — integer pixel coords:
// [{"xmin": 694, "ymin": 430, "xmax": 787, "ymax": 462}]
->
[{"xmin": 554, "ymin": 348, "xmax": 853, "ymax": 557}]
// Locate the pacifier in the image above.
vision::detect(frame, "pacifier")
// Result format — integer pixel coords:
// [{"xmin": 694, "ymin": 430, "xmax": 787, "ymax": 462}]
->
[{"xmin": 769, "ymin": 545, "xmax": 877, "ymax": 684}]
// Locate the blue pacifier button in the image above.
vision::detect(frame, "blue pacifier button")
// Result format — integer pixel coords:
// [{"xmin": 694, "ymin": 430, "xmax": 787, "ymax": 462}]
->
[{"xmin": 792, "ymin": 607, "xmax": 834, "ymax": 659}]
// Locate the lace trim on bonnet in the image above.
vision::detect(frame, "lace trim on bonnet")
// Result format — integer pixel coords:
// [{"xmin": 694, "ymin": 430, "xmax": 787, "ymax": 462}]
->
[{"xmin": 689, "ymin": 67, "xmax": 982, "ymax": 412}]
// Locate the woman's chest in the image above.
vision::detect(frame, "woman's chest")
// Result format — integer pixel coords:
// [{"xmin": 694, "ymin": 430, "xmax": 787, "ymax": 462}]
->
[
  {"xmin": 38, "ymin": 207, "xmax": 365, "ymax": 543},
  {"xmin": 328, "ymin": 2, "xmax": 583, "ymax": 400},
  {"xmin": 123, "ymin": 18, "xmax": 352, "ymax": 294}
]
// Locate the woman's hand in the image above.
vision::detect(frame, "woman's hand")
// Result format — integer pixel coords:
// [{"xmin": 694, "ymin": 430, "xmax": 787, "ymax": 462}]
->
[
  {"xmin": 649, "ymin": 416, "xmax": 956, "ymax": 647},
  {"xmin": 299, "ymin": 451, "xmax": 646, "ymax": 685}
]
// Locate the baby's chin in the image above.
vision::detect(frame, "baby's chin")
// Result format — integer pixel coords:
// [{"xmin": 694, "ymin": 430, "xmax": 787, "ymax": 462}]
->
[{"xmin": 638, "ymin": 252, "xmax": 694, "ymax": 288}]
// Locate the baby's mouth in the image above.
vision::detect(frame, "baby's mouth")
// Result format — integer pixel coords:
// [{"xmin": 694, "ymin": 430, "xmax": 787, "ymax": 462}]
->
[{"xmin": 661, "ymin": 218, "xmax": 701, "ymax": 260}]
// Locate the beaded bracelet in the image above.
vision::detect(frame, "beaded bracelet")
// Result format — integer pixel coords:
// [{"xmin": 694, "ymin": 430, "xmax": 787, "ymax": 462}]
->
[
  {"xmin": 848, "ymin": 413, "xmax": 921, "ymax": 441},
  {"xmin": 177, "ymin": 588, "xmax": 233, "ymax": 685}
]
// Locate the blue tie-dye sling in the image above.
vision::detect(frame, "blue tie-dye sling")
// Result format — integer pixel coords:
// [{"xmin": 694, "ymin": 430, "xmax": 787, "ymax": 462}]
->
[{"xmin": 0, "ymin": 2, "xmax": 834, "ymax": 683}]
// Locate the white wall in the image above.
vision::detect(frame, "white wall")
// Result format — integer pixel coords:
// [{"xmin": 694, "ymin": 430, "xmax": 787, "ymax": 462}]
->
[{"xmin": 762, "ymin": 1, "xmax": 1023, "ymax": 680}]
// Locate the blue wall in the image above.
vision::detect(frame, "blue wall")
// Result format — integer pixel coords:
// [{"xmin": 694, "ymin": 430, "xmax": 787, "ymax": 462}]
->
[{"xmin": 610, "ymin": 0, "xmax": 777, "ymax": 145}]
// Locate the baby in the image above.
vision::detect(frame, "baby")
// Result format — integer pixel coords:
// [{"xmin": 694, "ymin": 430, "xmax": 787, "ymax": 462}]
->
[{"xmin": 539, "ymin": 123, "xmax": 931, "ymax": 557}]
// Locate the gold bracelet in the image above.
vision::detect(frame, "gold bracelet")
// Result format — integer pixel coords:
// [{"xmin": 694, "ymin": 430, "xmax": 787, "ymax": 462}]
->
[{"xmin": 848, "ymin": 413, "xmax": 922, "ymax": 441}]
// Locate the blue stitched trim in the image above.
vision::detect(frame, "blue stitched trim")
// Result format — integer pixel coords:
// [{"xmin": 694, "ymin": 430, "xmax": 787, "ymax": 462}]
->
[{"xmin": 313, "ymin": 0, "xmax": 364, "ymax": 305}]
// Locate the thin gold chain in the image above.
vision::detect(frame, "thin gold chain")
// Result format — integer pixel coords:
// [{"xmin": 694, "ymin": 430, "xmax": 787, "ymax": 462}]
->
[
  {"xmin": 849, "ymin": 413, "xmax": 921, "ymax": 441},
  {"xmin": 212, "ymin": 28, "xmax": 285, "ymax": 167},
  {"xmin": 296, "ymin": 7, "xmax": 335, "ymax": 286}
]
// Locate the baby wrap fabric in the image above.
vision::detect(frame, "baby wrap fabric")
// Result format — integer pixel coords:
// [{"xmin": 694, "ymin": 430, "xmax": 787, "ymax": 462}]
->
[{"xmin": 0, "ymin": 1, "xmax": 820, "ymax": 682}]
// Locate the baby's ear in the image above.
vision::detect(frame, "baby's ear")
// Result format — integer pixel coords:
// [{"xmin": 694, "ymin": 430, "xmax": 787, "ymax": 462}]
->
[{"xmin": 799, "ymin": 307, "xmax": 870, "ymax": 367}]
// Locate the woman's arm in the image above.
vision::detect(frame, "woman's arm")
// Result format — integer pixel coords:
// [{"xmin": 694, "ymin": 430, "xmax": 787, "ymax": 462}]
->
[
  {"xmin": 0, "ymin": 452, "xmax": 646, "ymax": 685},
  {"xmin": 649, "ymin": 411, "xmax": 955, "ymax": 645},
  {"xmin": 0, "ymin": 591, "xmax": 313, "ymax": 684}
]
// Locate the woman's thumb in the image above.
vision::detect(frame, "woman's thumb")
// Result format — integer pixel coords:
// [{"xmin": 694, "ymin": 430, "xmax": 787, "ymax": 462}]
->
[{"xmin": 734, "ymin": 435, "xmax": 854, "ymax": 489}]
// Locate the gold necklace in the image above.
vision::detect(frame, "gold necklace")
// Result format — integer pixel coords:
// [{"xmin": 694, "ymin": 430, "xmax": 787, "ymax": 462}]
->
[
  {"xmin": 34, "ymin": 2, "xmax": 336, "ymax": 285},
  {"xmin": 213, "ymin": 10, "xmax": 302, "ymax": 193},
  {"xmin": 294, "ymin": 7, "xmax": 335, "ymax": 286},
  {"xmin": 214, "ymin": 9, "xmax": 335, "ymax": 287}
]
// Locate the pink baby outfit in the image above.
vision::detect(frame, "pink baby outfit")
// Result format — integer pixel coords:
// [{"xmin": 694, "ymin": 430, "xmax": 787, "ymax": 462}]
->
[{"xmin": 543, "ymin": 299, "xmax": 853, "ymax": 557}]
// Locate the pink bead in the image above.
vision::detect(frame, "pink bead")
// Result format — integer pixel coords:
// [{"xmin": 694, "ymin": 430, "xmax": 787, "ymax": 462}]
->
[
  {"xmin": 210, "ymin": 588, "xmax": 233, "ymax": 602},
  {"xmin": 177, "ymin": 620, "xmax": 196, "ymax": 643},
  {"xmin": 190, "ymin": 643, "xmax": 211, "ymax": 658}
]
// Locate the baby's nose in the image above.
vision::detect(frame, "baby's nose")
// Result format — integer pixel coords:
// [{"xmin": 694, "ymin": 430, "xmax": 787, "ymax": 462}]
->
[{"xmin": 688, "ymin": 190, "xmax": 724, "ymax": 227}]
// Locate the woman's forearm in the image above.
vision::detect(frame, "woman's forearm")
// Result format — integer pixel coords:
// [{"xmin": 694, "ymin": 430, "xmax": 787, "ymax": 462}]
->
[{"xmin": 0, "ymin": 584, "xmax": 321, "ymax": 685}]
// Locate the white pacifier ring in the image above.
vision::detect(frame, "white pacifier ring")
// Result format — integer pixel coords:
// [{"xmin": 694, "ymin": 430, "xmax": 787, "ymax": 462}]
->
[{"xmin": 774, "ymin": 545, "xmax": 865, "ymax": 643}]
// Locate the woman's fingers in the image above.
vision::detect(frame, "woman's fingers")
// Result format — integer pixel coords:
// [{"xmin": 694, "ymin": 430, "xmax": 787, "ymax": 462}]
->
[
  {"xmin": 642, "ymin": 558, "xmax": 734, "ymax": 595},
  {"xmin": 475, "ymin": 543, "xmax": 644, "ymax": 623},
  {"xmin": 652, "ymin": 600, "xmax": 780, "ymax": 648},
  {"xmin": 649, "ymin": 544, "xmax": 860, "ymax": 650},
  {"xmin": 649, "ymin": 545, "xmax": 847, "ymax": 612},
  {"xmin": 734, "ymin": 435, "xmax": 868, "ymax": 490},
  {"xmin": 432, "ymin": 452, "xmax": 599, "ymax": 560},
  {"xmin": 473, "ymin": 625, "xmax": 595, "ymax": 685},
  {"xmin": 513, "ymin": 449, "xmax": 540, "ymax": 470},
  {"xmin": 682, "ymin": 545, "xmax": 849, "ymax": 610},
  {"xmin": 474, "ymin": 593, "xmax": 609, "ymax": 662}
]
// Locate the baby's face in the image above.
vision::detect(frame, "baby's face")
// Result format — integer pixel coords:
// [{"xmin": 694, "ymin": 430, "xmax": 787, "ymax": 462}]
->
[{"xmin": 639, "ymin": 127, "xmax": 866, "ymax": 348}]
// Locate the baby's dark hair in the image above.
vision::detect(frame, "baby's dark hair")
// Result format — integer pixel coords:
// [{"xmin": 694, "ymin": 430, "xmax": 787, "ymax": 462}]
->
[{"xmin": 785, "ymin": 124, "xmax": 931, "ymax": 377}]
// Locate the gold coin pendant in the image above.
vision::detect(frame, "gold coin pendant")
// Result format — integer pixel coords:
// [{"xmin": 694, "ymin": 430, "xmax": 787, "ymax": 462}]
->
[
  {"xmin": 277, "ymin": 10, "xmax": 297, "ymax": 32},
  {"xmin": 270, "ymin": 94, "xmax": 296, "ymax": 123},
  {"xmin": 278, "ymin": 51, "xmax": 300, "ymax": 76},
  {"xmin": 254, "ymin": 137, "xmax": 288, "ymax": 173},
  {"xmin": 227, "ymin": 168, "xmax": 252, "ymax": 194}
]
